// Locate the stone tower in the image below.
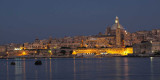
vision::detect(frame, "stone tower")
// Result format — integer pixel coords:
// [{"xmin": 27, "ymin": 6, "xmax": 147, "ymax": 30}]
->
[{"xmin": 115, "ymin": 16, "xmax": 121, "ymax": 47}]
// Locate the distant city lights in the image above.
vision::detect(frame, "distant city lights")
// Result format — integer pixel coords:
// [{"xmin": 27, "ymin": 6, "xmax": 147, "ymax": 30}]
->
[{"xmin": 14, "ymin": 48, "xmax": 22, "ymax": 50}]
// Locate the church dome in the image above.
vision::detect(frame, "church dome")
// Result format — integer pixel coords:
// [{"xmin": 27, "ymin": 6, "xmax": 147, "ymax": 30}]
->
[{"xmin": 111, "ymin": 23, "xmax": 124, "ymax": 30}]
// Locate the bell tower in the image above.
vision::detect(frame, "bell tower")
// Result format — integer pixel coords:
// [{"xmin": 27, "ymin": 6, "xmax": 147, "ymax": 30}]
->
[{"xmin": 115, "ymin": 16, "xmax": 121, "ymax": 47}]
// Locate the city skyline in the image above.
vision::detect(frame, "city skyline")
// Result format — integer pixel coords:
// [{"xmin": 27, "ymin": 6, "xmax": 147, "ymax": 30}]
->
[
  {"xmin": 1, "ymin": 0, "xmax": 160, "ymax": 44},
  {"xmin": 1, "ymin": 1, "xmax": 160, "ymax": 80}
]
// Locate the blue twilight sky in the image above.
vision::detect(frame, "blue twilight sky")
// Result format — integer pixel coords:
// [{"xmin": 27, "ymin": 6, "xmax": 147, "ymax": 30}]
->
[{"xmin": 0, "ymin": 0, "xmax": 160, "ymax": 44}]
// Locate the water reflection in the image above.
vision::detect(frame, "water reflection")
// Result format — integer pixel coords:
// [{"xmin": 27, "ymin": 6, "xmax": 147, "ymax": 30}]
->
[
  {"xmin": 23, "ymin": 58, "xmax": 26, "ymax": 80},
  {"xmin": 73, "ymin": 57, "xmax": 76, "ymax": 80},
  {"xmin": 15, "ymin": 58, "xmax": 23, "ymax": 80},
  {"xmin": 35, "ymin": 70, "xmax": 38, "ymax": 80},
  {"xmin": 150, "ymin": 57, "xmax": 154, "ymax": 80},
  {"xmin": 45, "ymin": 58, "xmax": 48, "ymax": 73},
  {"xmin": 124, "ymin": 58, "xmax": 129, "ymax": 80},
  {"xmin": 150, "ymin": 57, "xmax": 153, "ymax": 73},
  {"xmin": 49, "ymin": 58, "xmax": 52, "ymax": 80},
  {"xmin": 115, "ymin": 57, "xmax": 129, "ymax": 80},
  {"xmin": 115, "ymin": 57, "xmax": 121, "ymax": 80},
  {"xmin": 1, "ymin": 58, "xmax": 160, "ymax": 80},
  {"xmin": 6, "ymin": 59, "xmax": 9, "ymax": 80}
]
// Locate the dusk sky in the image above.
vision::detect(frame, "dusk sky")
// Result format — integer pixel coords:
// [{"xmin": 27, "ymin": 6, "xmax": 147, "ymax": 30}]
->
[{"xmin": 0, "ymin": 0, "xmax": 160, "ymax": 44}]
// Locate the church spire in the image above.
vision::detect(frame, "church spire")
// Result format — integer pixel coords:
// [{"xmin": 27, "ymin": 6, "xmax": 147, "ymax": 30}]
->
[
  {"xmin": 115, "ymin": 16, "xmax": 121, "ymax": 47},
  {"xmin": 115, "ymin": 16, "xmax": 119, "ymax": 24},
  {"xmin": 115, "ymin": 16, "xmax": 120, "ymax": 28}
]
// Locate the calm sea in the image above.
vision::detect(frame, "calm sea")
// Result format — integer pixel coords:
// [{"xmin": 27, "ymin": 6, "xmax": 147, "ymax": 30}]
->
[{"xmin": 0, "ymin": 57, "xmax": 160, "ymax": 80}]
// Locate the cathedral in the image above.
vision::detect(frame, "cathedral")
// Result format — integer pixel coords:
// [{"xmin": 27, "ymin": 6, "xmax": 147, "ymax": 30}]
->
[
  {"xmin": 73, "ymin": 16, "xmax": 133, "ymax": 56},
  {"xmin": 105, "ymin": 16, "xmax": 130, "ymax": 47},
  {"xmin": 85, "ymin": 16, "xmax": 130, "ymax": 48}
]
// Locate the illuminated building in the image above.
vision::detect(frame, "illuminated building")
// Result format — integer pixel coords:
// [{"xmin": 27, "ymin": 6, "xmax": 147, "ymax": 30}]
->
[
  {"xmin": 72, "ymin": 47, "xmax": 133, "ymax": 56},
  {"xmin": 85, "ymin": 16, "xmax": 128, "ymax": 48},
  {"xmin": 73, "ymin": 16, "xmax": 133, "ymax": 56},
  {"xmin": 2, "ymin": 16, "xmax": 160, "ymax": 57},
  {"xmin": 85, "ymin": 36, "xmax": 116, "ymax": 48}
]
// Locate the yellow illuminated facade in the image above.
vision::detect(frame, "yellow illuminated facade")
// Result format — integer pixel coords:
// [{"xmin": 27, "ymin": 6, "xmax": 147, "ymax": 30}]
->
[
  {"xmin": 18, "ymin": 51, "xmax": 28, "ymax": 56},
  {"xmin": 72, "ymin": 47, "xmax": 133, "ymax": 56}
]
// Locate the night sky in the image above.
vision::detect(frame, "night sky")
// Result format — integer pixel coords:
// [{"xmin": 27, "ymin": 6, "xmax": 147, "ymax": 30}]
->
[{"xmin": 0, "ymin": 0, "xmax": 160, "ymax": 44}]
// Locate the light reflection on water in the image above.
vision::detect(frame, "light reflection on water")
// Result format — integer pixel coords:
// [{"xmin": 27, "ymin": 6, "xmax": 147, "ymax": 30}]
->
[
  {"xmin": 73, "ymin": 58, "xmax": 76, "ymax": 80},
  {"xmin": 0, "ymin": 57, "xmax": 160, "ymax": 80},
  {"xmin": 124, "ymin": 58, "xmax": 129, "ymax": 80}
]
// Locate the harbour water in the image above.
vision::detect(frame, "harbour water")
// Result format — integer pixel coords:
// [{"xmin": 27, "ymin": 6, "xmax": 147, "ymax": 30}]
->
[{"xmin": 0, "ymin": 57, "xmax": 160, "ymax": 80}]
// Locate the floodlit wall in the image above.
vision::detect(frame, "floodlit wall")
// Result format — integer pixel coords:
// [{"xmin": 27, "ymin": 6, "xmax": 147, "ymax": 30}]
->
[{"xmin": 72, "ymin": 47, "xmax": 133, "ymax": 56}]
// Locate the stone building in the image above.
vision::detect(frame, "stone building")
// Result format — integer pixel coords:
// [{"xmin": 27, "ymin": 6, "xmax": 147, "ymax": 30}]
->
[
  {"xmin": 85, "ymin": 35, "xmax": 116, "ymax": 48},
  {"xmin": 131, "ymin": 29, "xmax": 160, "ymax": 45},
  {"xmin": 85, "ymin": 16, "xmax": 129, "ymax": 48},
  {"xmin": 0, "ymin": 46, "xmax": 6, "ymax": 56},
  {"xmin": 0, "ymin": 46, "xmax": 6, "ymax": 52},
  {"xmin": 151, "ymin": 41, "xmax": 160, "ymax": 53},
  {"xmin": 133, "ymin": 41, "xmax": 152, "ymax": 54},
  {"xmin": 133, "ymin": 41, "xmax": 160, "ymax": 54}
]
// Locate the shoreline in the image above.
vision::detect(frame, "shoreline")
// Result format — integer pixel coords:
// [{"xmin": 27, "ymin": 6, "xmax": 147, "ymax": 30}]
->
[{"xmin": 0, "ymin": 55, "xmax": 160, "ymax": 59}]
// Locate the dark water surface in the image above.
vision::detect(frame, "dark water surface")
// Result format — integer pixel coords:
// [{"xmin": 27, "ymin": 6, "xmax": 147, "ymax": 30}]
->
[{"xmin": 0, "ymin": 57, "xmax": 160, "ymax": 80}]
